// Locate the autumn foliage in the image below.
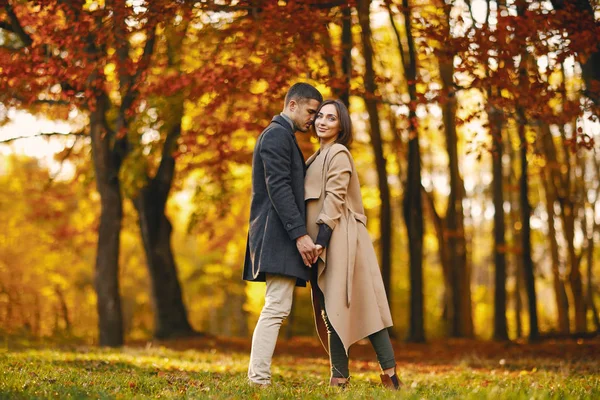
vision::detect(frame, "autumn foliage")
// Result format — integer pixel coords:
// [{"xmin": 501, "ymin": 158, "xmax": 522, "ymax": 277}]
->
[{"xmin": 0, "ymin": 0, "xmax": 599, "ymax": 346}]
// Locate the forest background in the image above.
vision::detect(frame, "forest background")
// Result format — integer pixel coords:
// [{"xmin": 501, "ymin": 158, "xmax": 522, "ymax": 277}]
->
[{"xmin": 0, "ymin": 0, "xmax": 599, "ymax": 348}]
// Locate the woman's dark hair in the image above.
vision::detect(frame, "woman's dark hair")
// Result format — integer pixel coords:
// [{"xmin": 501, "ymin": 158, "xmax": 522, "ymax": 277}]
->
[{"xmin": 314, "ymin": 99, "xmax": 353, "ymax": 147}]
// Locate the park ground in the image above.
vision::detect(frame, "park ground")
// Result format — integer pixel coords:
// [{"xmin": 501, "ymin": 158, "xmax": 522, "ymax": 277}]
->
[{"xmin": 1, "ymin": 336, "xmax": 599, "ymax": 399}]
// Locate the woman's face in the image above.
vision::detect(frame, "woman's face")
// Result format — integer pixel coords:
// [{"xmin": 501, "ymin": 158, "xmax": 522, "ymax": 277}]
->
[{"xmin": 315, "ymin": 104, "xmax": 340, "ymax": 145}]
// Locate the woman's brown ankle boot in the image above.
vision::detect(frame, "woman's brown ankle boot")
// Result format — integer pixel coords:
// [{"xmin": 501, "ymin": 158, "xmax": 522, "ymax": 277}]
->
[
  {"xmin": 329, "ymin": 377, "xmax": 349, "ymax": 388},
  {"xmin": 380, "ymin": 369, "xmax": 402, "ymax": 390}
]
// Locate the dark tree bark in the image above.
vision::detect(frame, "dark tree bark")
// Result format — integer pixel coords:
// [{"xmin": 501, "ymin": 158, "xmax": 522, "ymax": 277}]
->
[
  {"xmin": 474, "ymin": 0, "xmax": 508, "ymax": 341},
  {"xmin": 403, "ymin": 0, "xmax": 424, "ymax": 343},
  {"xmin": 91, "ymin": 93, "xmax": 125, "ymax": 347},
  {"xmin": 133, "ymin": 122, "xmax": 195, "ymax": 338},
  {"xmin": 357, "ymin": 0, "xmax": 393, "ymax": 309},
  {"xmin": 397, "ymin": 0, "xmax": 425, "ymax": 342},
  {"xmin": 490, "ymin": 108, "xmax": 508, "ymax": 341},
  {"xmin": 517, "ymin": 113, "xmax": 539, "ymax": 341}
]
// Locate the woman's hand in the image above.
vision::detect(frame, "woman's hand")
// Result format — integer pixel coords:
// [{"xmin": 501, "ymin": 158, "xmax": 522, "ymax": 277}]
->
[{"xmin": 313, "ymin": 244, "xmax": 324, "ymax": 264}]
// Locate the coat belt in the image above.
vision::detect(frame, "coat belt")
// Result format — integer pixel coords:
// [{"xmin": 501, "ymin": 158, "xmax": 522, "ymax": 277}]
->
[{"xmin": 346, "ymin": 209, "xmax": 367, "ymax": 307}]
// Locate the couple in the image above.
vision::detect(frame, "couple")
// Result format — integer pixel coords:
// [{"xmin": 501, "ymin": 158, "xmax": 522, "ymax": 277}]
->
[{"xmin": 243, "ymin": 83, "xmax": 400, "ymax": 389}]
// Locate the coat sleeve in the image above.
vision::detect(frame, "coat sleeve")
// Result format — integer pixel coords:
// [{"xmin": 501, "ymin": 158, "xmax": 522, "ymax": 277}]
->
[
  {"xmin": 317, "ymin": 150, "xmax": 352, "ymax": 232},
  {"xmin": 259, "ymin": 128, "xmax": 308, "ymax": 240}
]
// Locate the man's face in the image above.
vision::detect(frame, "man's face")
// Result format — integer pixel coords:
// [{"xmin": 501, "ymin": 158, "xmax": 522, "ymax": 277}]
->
[{"xmin": 290, "ymin": 99, "xmax": 321, "ymax": 133}]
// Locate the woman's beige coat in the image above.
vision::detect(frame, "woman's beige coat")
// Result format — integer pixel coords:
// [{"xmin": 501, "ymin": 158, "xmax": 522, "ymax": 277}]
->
[{"xmin": 305, "ymin": 143, "xmax": 393, "ymax": 354}]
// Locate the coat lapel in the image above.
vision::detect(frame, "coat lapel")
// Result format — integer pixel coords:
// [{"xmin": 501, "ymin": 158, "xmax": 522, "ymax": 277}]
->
[
  {"xmin": 304, "ymin": 147, "xmax": 329, "ymax": 201},
  {"xmin": 271, "ymin": 115, "xmax": 306, "ymax": 173}
]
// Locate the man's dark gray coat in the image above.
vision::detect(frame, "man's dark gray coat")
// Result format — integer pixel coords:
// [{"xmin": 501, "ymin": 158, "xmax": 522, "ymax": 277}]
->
[{"xmin": 243, "ymin": 115, "xmax": 310, "ymax": 286}]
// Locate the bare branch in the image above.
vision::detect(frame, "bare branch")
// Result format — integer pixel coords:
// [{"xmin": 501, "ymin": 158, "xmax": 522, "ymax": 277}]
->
[
  {"xmin": 0, "ymin": 131, "xmax": 86, "ymax": 144},
  {"xmin": 44, "ymin": 137, "xmax": 80, "ymax": 188}
]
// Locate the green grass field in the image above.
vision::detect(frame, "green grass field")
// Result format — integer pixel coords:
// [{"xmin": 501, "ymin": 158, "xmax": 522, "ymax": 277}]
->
[{"xmin": 1, "ymin": 337, "xmax": 599, "ymax": 399}]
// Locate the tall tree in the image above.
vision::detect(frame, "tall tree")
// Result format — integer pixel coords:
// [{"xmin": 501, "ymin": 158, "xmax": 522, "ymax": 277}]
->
[
  {"xmin": 513, "ymin": 0, "xmax": 539, "ymax": 341},
  {"xmin": 1, "ymin": 1, "xmax": 166, "ymax": 345},
  {"xmin": 490, "ymin": 106, "xmax": 509, "ymax": 340},
  {"xmin": 437, "ymin": 1, "xmax": 473, "ymax": 338},
  {"xmin": 539, "ymin": 124, "xmax": 573, "ymax": 334},
  {"xmin": 130, "ymin": 6, "xmax": 195, "ymax": 339},
  {"xmin": 357, "ymin": 0, "xmax": 394, "ymax": 308},
  {"xmin": 386, "ymin": 0, "xmax": 425, "ymax": 342}
]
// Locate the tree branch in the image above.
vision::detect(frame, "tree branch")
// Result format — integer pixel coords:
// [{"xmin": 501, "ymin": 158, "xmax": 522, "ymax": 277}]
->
[
  {"xmin": 44, "ymin": 137, "xmax": 80, "ymax": 188},
  {"xmin": 153, "ymin": 122, "xmax": 180, "ymax": 205},
  {"xmin": 0, "ymin": 131, "xmax": 86, "ymax": 144},
  {"xmin": 130, "ymin": 22, "xmax": 157, "ymax": 93},
  {"xmin": 4, "ymin": 2, "xmax": 33, "ymax": 47}
]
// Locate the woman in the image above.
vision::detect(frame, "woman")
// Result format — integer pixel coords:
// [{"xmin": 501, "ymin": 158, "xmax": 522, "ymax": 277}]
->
[{"xmin": 304, "ymin": 99, "xmax": 401, "ymax": 389}]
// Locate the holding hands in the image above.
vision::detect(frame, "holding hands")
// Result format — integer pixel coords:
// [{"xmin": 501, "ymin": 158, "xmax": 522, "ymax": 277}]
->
[{"xmin": 296, "ymin": 235, "xmax": 324, "ymax": 267}]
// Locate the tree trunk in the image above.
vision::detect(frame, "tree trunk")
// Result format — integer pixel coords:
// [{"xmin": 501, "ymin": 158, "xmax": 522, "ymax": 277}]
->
[
  {"xmin": 385, "ymin": 0, "xmax": 425, "ymax": 342},
  {"xmin": 541, "ymin": 117, "xmax": 587, "ymax": 333},
  {"xmin": 340, "ymin": 5, "xmax": 352, "ymax": 107},
  {"xmin": 584, "ymin": 204, "xmax": 600, "ymax": 331},
  {"xmin": 422, "ymin": 186, "xmax": 452, "ymax": 332},
  {"xmin": 564, "ymin": 208, "xmax": 587, "ymax": 333},
  {"xmin": 438, "ymin": 39, "xmax": 473, "ymax": 338},
  {"xmin": 508, "ymin": 141, "xmax": 524, "ymax": 339},
  {"xmin": 357, "ymin": 0, "xmax": 393, "ymax": 308},
  {"xmin": 515, "ymin": 1, "xmax": 539, "ymax": 341},
  {"xmin": 55, "ymin": 286, "xmax": 71, "ymax": 333},
  {"xmin": 133, "ymin": 120, "xmax": 195, "ymax": 339},
  {"xmin": 490, "ymin": 108, "xmax": 508, "ymax": 340},
  {"xmin": 402, "ymin": 0, "xmax": 425, "ymax": 342},
  {"xmin": 539, "ymin": 124, "xmax": 571, "ymax": 334},
  {"xmin": 587, "ymin": 154, "xmax": 600, "ymax": 331},
  {"xmin": 133, "ymin": 189, "xmax": 194, "ymax": 338},
  {"xmin": 90, "ymin": 94, "xmax": 124, "ymax": 347},
  {"xmin": 131, "ymin": 13, "xmax": 194, "ymax": 339},
  {"xmin": 517, "ymin": 112, "xmax": 539, "ymax": 341}
]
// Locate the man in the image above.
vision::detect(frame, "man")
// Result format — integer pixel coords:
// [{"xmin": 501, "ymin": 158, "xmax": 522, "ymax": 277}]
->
[{"xmin": 243, "ymin": 82, "xmax": 323, "ymax": 385}]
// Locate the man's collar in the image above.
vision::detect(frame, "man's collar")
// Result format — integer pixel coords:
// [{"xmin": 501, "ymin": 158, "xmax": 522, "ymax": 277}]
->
[{"xmin": 279, "ymin": 112, "xmax": 295, "ymax": 132}]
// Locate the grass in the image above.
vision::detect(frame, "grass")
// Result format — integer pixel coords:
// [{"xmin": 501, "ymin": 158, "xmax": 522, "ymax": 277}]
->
[{"xmin": 1, "ymin": 337, "xmax": 599, "ymax": 399}]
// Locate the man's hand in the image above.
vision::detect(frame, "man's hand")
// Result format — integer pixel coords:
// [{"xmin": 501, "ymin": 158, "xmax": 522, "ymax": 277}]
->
[{"xmin": 296, "ymin": 235, "xmax": 318, "ymax": 267}]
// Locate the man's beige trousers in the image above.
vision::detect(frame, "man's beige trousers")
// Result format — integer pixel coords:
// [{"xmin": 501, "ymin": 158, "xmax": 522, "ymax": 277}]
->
[{"xmin": 248, "ymin": 273, "xmax": 296, "ymax": 385}]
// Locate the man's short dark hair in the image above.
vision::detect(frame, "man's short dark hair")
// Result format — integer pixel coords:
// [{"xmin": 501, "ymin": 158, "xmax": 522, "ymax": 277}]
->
[{"xmin": 284, "ymin": 82, "xmax": 323, "ymax": 107}]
